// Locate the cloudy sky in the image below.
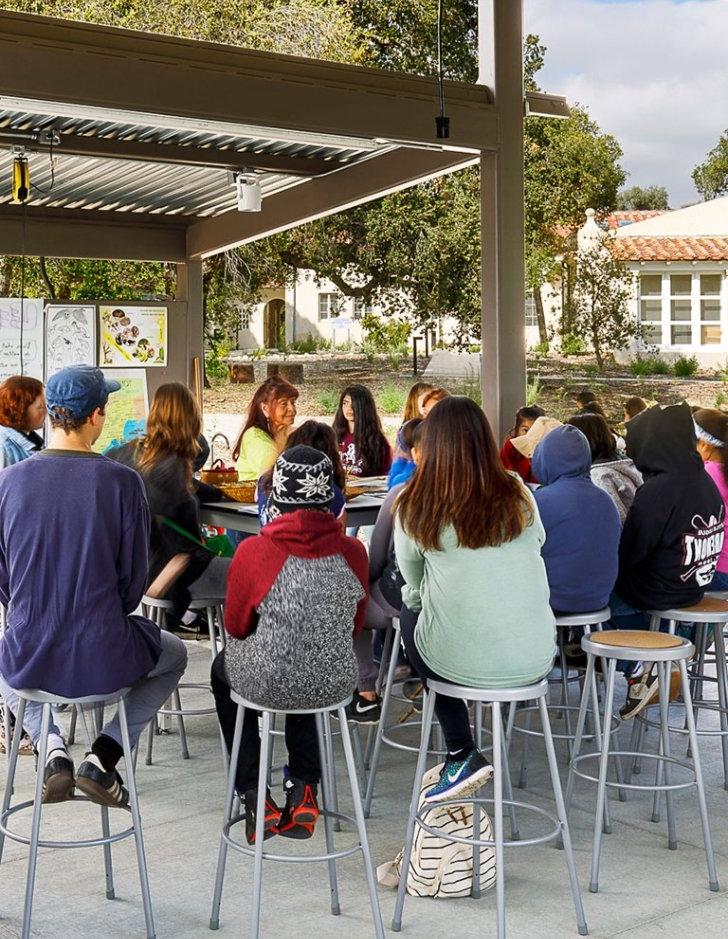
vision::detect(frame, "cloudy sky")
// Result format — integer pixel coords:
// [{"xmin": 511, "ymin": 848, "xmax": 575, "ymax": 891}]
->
[{"xmin": 523, "ymin": 0, "xmax": 728, "ymax": 206}]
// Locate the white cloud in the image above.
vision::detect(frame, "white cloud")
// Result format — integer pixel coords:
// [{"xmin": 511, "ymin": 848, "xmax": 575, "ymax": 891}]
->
[{"xmin": 523, "ymin": 0, "xmax": 728, "ymax": 205}]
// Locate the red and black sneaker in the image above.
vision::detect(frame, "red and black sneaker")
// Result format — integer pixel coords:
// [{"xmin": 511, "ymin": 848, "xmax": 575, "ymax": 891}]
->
[
  {"xmin": 243, "ymin": 789, "xmax": 281, "ymax": 845},
  {"xmin": 278, "ymin": 776, "xmax": 319, "ymax": 840}
]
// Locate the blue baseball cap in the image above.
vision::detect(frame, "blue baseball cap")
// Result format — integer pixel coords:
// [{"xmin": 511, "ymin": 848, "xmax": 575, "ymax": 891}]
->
[{"xmin": 46, "ymin": 365, "xmax": 121, "ymax": 420}]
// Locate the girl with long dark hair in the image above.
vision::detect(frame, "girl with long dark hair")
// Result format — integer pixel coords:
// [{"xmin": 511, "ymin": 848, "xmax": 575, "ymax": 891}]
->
[
  {"xmin": 232, "ymin": 377, "xmax": 299, "ymax": 481},
  {"xmin": 332, "ymin": 384, "xmax": 391, "ymax": 478},
  {"xmin": 394, "ymin": 396, "xmax": 556, "ymax": 802}
]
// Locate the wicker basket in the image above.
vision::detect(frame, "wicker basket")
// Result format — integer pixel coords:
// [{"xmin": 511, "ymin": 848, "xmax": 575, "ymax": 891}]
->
[
  {"xmin": 200, "ymin": 469, "xmax": 239, "ymax": 486},
  {"xmin": 220, "ymin": 481, "xmax": 257, "ymax": 504}
]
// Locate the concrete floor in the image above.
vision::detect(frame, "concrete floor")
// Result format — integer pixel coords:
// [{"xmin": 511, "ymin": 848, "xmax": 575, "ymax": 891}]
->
[{"xmin": 2, "ymin": 641, "xmax": 728, "ymax": 938}]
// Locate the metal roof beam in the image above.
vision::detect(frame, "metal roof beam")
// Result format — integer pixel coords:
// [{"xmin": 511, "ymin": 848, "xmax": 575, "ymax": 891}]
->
[
  {"xmin": 187, "ymin": 148, "xmax": 476, "ymax": 259},
  {"xmin": 0, "ymin": 131, "xmax": 342, "ymax": 177}
]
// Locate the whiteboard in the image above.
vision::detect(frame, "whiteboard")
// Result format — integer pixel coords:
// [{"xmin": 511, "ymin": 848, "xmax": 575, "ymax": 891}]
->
[
  {"xmin": 0, "ymin": 298, "xmax": 44, "ymax": 381},
  {"xmin": 45, "ymin": 304, "xmax": 96, "ymax": 378}
]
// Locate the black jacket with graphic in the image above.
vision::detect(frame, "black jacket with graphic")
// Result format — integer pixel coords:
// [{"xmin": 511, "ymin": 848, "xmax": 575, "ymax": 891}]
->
[{"xmin": 616, "ymin": 403, "xmax": 724, "ymax": 611}]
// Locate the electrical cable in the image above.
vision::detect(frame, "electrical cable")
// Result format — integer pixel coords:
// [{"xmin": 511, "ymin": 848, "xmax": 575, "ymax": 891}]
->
[
  {"xmin": 19, "ymin": 201, "xmax": 27, "ymax": 375},
  {"xmin": 31, "ymin": 134, "xmax": 56, "ymax": 195},
  {"xmin": 435, "ymin": 0, "xmax": 450, "ymax": 138}
]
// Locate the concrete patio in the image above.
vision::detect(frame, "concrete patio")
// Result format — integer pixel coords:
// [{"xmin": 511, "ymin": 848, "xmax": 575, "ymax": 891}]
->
[{"xmin": 2, "ymin": 638, "xmax": 728, "ymax": 938}]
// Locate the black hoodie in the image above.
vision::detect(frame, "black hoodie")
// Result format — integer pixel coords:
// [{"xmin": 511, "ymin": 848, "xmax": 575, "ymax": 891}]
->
[{"xmin": 616, "ymin": 403, "xmax": 724, "ymax": 610}]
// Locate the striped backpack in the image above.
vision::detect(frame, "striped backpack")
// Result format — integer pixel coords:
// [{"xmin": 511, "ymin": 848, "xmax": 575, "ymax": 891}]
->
[{"xmin": 377, "ymin": 763, "xmax": 496, "ymax": 898}]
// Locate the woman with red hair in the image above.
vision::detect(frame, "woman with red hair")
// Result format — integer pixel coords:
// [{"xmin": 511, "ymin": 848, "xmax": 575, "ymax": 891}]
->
[{"xmin": 0, "ymin": 376, "xmax": 46, "ymax": 470}]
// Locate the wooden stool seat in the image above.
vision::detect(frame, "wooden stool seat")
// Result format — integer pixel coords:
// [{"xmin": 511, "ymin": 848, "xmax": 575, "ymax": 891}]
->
[
  {"xmin": 589, "ymin": 630, "xmax": 683, "ymax": 650},
  {"xmin": 660, "ymin": 597, "xmax": 728, "ymax": 617}
]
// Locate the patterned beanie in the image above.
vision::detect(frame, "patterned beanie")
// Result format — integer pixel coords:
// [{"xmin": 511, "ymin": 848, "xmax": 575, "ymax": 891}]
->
[{"xmin": 265, "ymin": 444, "xmax": 335, "ymax": 520}]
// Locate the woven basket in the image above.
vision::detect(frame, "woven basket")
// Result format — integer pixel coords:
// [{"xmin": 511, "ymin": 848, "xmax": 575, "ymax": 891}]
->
[
  {"xmin": 200, "ymin": 468, "xmax": 239, "ymax": 486},
  {"xmin": 220, "ymin": 481, "xmax": 257, "ymax": 504}
]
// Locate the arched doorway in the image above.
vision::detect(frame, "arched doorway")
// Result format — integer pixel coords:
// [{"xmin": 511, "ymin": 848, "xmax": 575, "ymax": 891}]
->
[{"xmin": 263, "ymin": 298, "xmax": 286, "ymax": 348}]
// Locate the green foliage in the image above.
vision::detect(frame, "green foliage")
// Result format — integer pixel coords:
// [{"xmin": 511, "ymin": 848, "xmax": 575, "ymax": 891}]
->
[
  {"xmin": 315, "ymin": 389, "xmax": 339, "ymax": 414},
  {"xmin": 673, "ymin": 354, "xmax": 699, "ymax": 378},
  {"xmin": 715, "ymin": 391, "xmax": 727, "ymax": 409},
  {"xmin": 630, "ymin": 354, "xmax": 671, "ymax": 377},
  {"xmin": 456, "ymin": 378, "xmax": 482, "ymax": 406},
  {"xmin": 361, "ymin": 313, "xmax": 411, "ymax": 351},
  {"xmin": 617, "ymin": 186, "xmax": 670, "ymax": 210},
  {"xmin": 531, "ymin": 340, "xmax": 550, "ymax": 356},
  {"xmin": 693, "ymin": 130, "xmax": 728, "ymax": 200},
  {"xmin": 559, "ymin": 333, "xmax": 586, "ymax": 356},
  {"xmin": 525, "ymin": 373, "xmax": 541, "ymax": 407},
  {"xmin": 357, "ymin": 338, "xmax": 377, "ymax": 364},
  {"xmin": 284, "ymin": 334, "xmax": 331, "ymax": 354},
  {"xmin": 205, "ymin": 338, "xmax": 233, "ymax": 379},
  {"xmin": 377, "ymin": 383, "xmax": 407, "ymax": 415},
  {"xmin": 571, "ymin": 248, "xmax": 637, "ymax": 370}
]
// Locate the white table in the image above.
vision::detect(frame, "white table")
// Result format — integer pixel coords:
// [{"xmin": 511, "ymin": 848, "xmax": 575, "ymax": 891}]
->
[{"xmin": 199, "ymin": 492, "xmax": 386, "ymax": 534}]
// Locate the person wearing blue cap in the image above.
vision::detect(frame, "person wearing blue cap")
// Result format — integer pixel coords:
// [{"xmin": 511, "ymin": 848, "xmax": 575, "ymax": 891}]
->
[{"xmin": 0, "ymin": 365, "xmax": 188, "ymax": 806}]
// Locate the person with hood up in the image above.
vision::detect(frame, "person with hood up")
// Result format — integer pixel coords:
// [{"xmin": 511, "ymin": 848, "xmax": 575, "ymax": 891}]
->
[
  {"xmin": 210, "ymin": 445, "xmax": 368, "ymax": 845},
  {"xmin": 567, "ymin": 412, "xmax": 643, "ymax": 523},
  {"xmin": 613, "ymin": 403, "xmax": 724, "ymax": 719},
  {"xmin": 532, "ymin": 424, "xmax": 621, "ymax": 616}
]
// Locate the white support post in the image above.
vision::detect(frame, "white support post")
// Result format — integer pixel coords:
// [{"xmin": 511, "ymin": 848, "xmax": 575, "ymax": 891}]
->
[{"xmin": 176, "ymin": 260, "xmax": 205, "ymax": 399}]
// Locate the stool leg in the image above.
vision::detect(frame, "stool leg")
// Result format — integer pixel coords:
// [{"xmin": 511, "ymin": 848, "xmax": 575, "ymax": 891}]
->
[
  {"xmin": 492, "ymin": 701, "xmax": 506, "ymax": 939},
  {"xmin": 685, "ymin": 625, "xmax": 707, "ymax": 760},
  {"xmin": 210, "ymin": 703, "xmax": 245, "ymax": 930},
  {"xmin": 558, "ymin": 634, "xmax": 574, "ymax": 759},
  {"xmin": 589, "ymin": 658, "xmax": 617, "ymax": 894},
  {"xmin": 500, "ymin": 721, "xmax": 520, "ymax": 841},
  {"xmin": 712, "ymin": 623, "xmax": 728, "ymax": 791},
  {"xmin": 364, "ymin": 624, "xmax": 401, "ymax": 817},
  {"xmin": 68, "ymin": 703, "xmax": 78, "ymax": 746},
  {"xmin": 78, "ymin": 704, "xmax": 96, "ymax": 748},
  {"xmin": 119, "ymin": 698, "xmax": 155, "ymax": 939},
  {"xmin": 628, "ymin": 716, "xmax": 646, "ymax": 781},
  {"xmin": 565, "ymin": 655, "xmax": 596, "ymax": 816},
  {"xmin": 680, "ymin": 660, "xmax": 719, "ymax": 892},
  {"xmin": 392, "ymin": 689, "xmax": 436, "ymax": 932},
  {"xmin": 251, "ymin": 710, "xmax": 272, "ymax": 939},
  {"xmin": 337, "ymin": 707, "xmax": 385, "ymax": 939},
  {"xmin": 172, "ymin": 688, "xmax": 190, "ymax": 760},
  {"xmin": 538, "ymin": 696, "xmax": 588, "ymax": 936},
  {"xmin": 316, "ymin": 713, "xmax": 341, "ymax": 917},
  {"xmin": 322, "ymin": 715, "xmax": 340, "ymax": 833},
  {"xmin": 350, "ymin": 723, "xmax": 367, "ymax": 794},
  {"xmin": 22, "ymin": 702, "xmax": 50, "ymax": 939},
  {"xmin": 145, "ymin": 715, "xmax": 157, "ymax": 766},
  {"xmin": 517, "ymin": 703, "xmax": 532, "ymax": 789},
  {"xmin": 0, "ymin": 697, "xmax": 26, "ymax": 864},
  {"xmin": 657, "ymin": 661, "xmax": 678, "ymax": 850},
  {"xmin": 265, "ymin": 713, "xmax": 276, "ymax": 786},
  {"xmin": 587, "ymin": 662, "xmax": 613, "ymax": 835},
  {"xmin": 100, "ymin": 805, "xmax": 116, "ymax": 899},
  {"xmin": 472, "ymin": 702, "xmax": 483, "ymax": 898},
  {"xmin": 365, "ymin": 622, "xmax": 395, "ymax": 769},
  {"xmin": 206, "ymin": 606, "xmax": 218, "ymax": 662}
]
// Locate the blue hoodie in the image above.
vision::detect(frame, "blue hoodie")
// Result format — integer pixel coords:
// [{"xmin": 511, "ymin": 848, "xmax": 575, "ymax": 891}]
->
[{"xmin": 532, "ymin": 424, "xmax": 621, "ymax": 614}]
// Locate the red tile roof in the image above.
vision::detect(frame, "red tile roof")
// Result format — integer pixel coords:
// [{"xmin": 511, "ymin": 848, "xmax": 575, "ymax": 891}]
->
[
  {"xmin": 606, "ymin": 210, "xmax": 665, "ymax": 229},
  {"xmin": 612, "ymin": 237, "xmax": 728, "ymax": 262}
]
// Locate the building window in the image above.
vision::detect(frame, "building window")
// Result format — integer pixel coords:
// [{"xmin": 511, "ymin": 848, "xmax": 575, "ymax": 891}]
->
[
  {"xmin": 700, "ymin": 273, "xmax": 722, "ymax": 345},
  {"xmin": 525, "ymin": 290, "xmax": 538, "ymax": 328},
  {"xmin": 318, "ymin": 293, "xmax": 341, "ymax": 321},
  {"xmin": 669, "ymin": 274, "xmax": 692, "ymax": 346},
  {"xmin": 639, "ymin": 273, "xmax": 662, "ymax": 344},
  {"xmin": 353, "ymin": 297, "xmax": 373, "ymax": 320}
]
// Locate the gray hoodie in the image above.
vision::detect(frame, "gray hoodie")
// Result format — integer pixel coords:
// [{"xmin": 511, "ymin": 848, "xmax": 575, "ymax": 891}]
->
[{"xmin": 590, "ymin": 459, "xmax": 643, "ymax": 524}]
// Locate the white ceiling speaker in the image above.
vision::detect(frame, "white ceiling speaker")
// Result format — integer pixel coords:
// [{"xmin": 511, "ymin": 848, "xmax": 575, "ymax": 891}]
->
[{"xmin": 234, "ymin": 171, "xmax": 262, "ymax": 212}]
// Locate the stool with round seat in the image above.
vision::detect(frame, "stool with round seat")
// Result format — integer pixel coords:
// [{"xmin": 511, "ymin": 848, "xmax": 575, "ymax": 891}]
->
[
  {"xmin": 392, "ymin": 678, "xmax": 588, "ymax": 938},
  {"xmin": 0, "ymin": 687, "xmax": 155, "ymax": 939},
  {"xmin": 209, "ymin": 690, "xmax": 384, "ymax": 938},
  {"xmin": 565, "ymin": 630, "xmax": 718, "ymax": 895}
]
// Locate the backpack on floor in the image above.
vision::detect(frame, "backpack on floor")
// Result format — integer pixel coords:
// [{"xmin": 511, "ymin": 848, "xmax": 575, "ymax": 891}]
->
[{"xmin": 377, "ymin": 763, "xmax": 496, "ymax": 898}]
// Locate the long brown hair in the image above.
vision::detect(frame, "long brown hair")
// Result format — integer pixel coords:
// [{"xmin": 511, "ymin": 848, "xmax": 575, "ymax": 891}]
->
[
  {"xmin": 232, "ymin": 376, "xmax": 299, "ymax": 459},
  {"xmin": 396, "ymin": 396, "xmax": 532, "ymax": 550},
  {"xmin": 136, "ymin": 382, "xmax": 201, "ymax": 491},
  {"xmin": 403, "ymin": 382, "xmax": 434, "ymax": 421}
]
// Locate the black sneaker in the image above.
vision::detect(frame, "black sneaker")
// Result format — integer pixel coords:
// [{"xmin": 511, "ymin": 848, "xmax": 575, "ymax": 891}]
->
[
  {"xmin": 278, "ymin": 774, "xmax": 319, "ymax": 840},
  {"xmin": 75, "ymin": 754, "xmax": 129, "ymax": 809},
  {"xmin": 619, "ymin": 664, "xmax": 680, "ymax": 720},
  {"xmin": 243, "ymin": 789, "xmax": 281, "ymax": 845},
  {"xmin": 562, "ymin": 640, "xmax": 588, "ymax": 670},
  {"xmin": 424, "ymin": 749, "xmax": 494, "ymax": 803},
  {"xmin": 42, "ymin": 749, "xmax": 75, "ymax": 804},
  {"xmin": 344, "ymin": 690, "xmax": 382, "ymax": 725}
]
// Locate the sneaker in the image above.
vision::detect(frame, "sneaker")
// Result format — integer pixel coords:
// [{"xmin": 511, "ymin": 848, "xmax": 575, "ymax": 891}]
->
[
  {"xmin": 402, "ymin": 678, "xmax": 424, "ymax": 702},
  {"xmin": 344, "ymin": 691, "xmax": 382, "ymax": 725},
  {"xmin": 42, "ymin": 749, "xmax": 75, "ymax": 804},
  {"xmin": 619, "ymin": 664, "xmax": 681, "ymax": 720},
  {"xmin": 393, "ymin": 664, "xmax": 413, "ymax": 682},
  {"xmin": 243, "ymin": 789, "xmax": 281, "ymax": 845},
  {"xmin": 75, "ymin": 754, "xmax": 129, "ymax": 809},
  {"xmin": 424, "ymin": 749, "xmax": 494, "ymax": 803},
  {"xmin": 562, "ymin": 641, "xmax": 587, "ymax": 670},
  {"xmin": 278, "ymin": 774, "xmax": 319, "ymax": 840}
]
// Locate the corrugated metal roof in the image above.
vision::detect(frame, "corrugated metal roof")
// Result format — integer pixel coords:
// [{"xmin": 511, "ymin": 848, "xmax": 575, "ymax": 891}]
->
[{"xmin": 0, "ymin": 106, "xmax": 381, "ymax": 218}]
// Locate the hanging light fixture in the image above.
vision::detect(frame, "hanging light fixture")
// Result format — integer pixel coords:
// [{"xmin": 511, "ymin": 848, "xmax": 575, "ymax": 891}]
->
[
  {"xmin": 11, "ymin": 147, "xmax": 30, "ymax": 203},
  {"xmin": 233, "ymin": 171, "xmax": 262, "ymax": 212}
]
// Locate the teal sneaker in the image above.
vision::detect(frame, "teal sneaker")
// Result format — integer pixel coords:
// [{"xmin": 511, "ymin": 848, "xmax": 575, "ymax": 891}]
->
[{"xmin": 424, "ymin": 749, "xmax": 493, "ymax": 803}]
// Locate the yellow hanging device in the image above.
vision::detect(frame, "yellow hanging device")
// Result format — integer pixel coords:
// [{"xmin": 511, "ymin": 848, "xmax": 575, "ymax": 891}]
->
[{"xmin": 11, "ymin": 154, "xmax": 30, "ymax": 203}]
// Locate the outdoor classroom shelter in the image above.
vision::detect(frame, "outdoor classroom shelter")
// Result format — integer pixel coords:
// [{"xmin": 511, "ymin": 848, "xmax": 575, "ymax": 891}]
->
[{"xmin": 0, "ymin": 3, "xmax": 566, "ymax": 438}]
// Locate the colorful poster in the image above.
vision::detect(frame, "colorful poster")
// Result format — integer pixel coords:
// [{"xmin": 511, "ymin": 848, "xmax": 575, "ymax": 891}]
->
[
  {"xmin": 99, "ymin": 305, "xmax": 167, "ymax": 368},
  {"xmin": 94, "ymin": 368, "xmax": 149, "ymax": 454},
  {"xmin": 0, "ymin": 297, "xmax": 44, "ymax": 381},
  {"xmin": 45, "ymin": 305, "xmax": 96, "ymax": 377}
]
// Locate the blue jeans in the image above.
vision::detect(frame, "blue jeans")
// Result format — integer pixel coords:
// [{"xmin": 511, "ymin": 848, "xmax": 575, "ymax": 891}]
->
[{"xmin": 709, "ymin": 570, "xmax": 728, "ymax": 591}]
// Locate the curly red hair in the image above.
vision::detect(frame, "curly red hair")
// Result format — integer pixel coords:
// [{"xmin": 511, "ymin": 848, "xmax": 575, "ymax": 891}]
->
[{"xmin": 0, "ymin": 376, "xmax": 44, "ymax": 430}]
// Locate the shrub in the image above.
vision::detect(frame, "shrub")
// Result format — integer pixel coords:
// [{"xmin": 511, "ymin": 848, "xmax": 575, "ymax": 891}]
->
[
  {"xmin": 315, "ymin": 389, "xmax": 339, "ymax": 414},
  {"xmin": 673, "ymin": 354, "xmax": 699, "ymax": 378},
  {"xmin": 357, "ymin": 337, "xmax": 378, "ymax": 364},
  {"xmin": 286, "ymin": 334, "xmax": 318, "ymax": 354},
  {"xmin": 361, "ymin": 312, "xmax": 411, "ymax": 352},
  {"xmin": 559, "ymin": 333, "xmax": 586, "ymax": 356},
  {"xmin": 526, "ymin": 374, "xmax": 541, "ymax": 407},
  {"xmin": 377, "ymin": 383, "xmax": 407, "ymax": 415},
  {"xmin": 531, "ymin": 340, "xmax": 550, "ymax": 357},
  {"xmin": 205, "ymin": 338, "xmax": 233, "ymax": 379},
  {"xmin": 629, "ymin": 354, "xmax": 670, "ymax": 377},
  {"xmin": 715, "ymin": 391, "xmax": 727, "ymax": 409}
]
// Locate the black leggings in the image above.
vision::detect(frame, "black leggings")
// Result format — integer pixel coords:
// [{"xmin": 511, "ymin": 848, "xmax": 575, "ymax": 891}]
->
[
  {"xmin": 210, "ymin": 652, "xmax": 321, "ymax": 794},
  {"xmin": 399, "ymin": 606, "xmax": 475, "ymax": 756}
]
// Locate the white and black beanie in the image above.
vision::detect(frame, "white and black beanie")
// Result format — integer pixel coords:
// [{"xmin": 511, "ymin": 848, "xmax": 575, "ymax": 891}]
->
[{"xmin": 266, "ymin": 444, "xmax": 335, "ymax": 519}]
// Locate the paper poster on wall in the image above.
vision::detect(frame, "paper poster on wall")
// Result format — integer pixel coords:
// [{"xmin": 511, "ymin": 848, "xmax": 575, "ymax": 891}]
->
[
  {"xmin": 0, "ymin": 298, "xmax": 44, "ymax": 381},
  {"xmin": 45, "ymin": 305, "xmax": 96, "ymax": 377},
  {"xmin": 99, "ymin": 305, "xmax": 167, "ymax": 368},
  {"xmin": 94, "ymin": 368, "xmax": 149, "ymax": 454}
]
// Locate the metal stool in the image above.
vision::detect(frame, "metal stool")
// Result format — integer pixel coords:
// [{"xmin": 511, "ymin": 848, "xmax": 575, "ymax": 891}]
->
[
  {"xmin": 392, "ymin": 678, "xmax": 588, "ymax": 938},
  {"xmin": 141, "ymin": 595, "xmax": 224, "ymax": 764},
  {"xmin": 209, "ymin": 691, "xmax": 384, "ymax": 938},
  {"xmin": 566, "ymin": 630, "xmax": 718, "ymax": 895},
  {"xmin": 0, "ymin": 687, "xmax": 155, "ymax": 939}
]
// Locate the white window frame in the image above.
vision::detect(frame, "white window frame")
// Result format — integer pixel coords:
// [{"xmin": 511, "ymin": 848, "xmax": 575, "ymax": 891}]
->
[
  {"xmin": 638, "ymin": 273, "xmax": 663, "ymax": 345},
  {"xmin": 525, "ymin": 290, "xmax": 538, "ymax": 328},
  {"xmin": 353, "ymin": 297, "xmax": 373, "ymax": 320},
  {"xmin": 318, "ymin": 292, "xmax": 341, "ymax": 321},
  {"xmin": 637, "ymin": 268, "xmax": 726, "ymax": 351},
  {"xmin": 699, "ymin": 272, "xmax": 722, "ymax": 346}
]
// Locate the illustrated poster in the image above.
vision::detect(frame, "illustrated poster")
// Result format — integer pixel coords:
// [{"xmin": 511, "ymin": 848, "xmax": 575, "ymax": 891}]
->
[
  {"xmin": 94, "ymin": 368, "xmax": 149, "ymax": 454},
  {"xmin": 45, "ymin": 305, "xmax": 96, "ymax": 377},
  {"xmin": 0, "ymin": 298, "xmax": 44, "ymax": 381},
  {"xmin": 99, "ymin": 305, "xmax": 167, "ymax": 367}
]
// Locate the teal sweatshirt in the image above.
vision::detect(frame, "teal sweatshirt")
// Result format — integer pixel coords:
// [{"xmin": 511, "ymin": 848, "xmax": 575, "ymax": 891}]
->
[{"xmin": 394, "ymin": 491, "xmax": 556, "ymax": 688}]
